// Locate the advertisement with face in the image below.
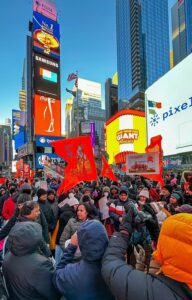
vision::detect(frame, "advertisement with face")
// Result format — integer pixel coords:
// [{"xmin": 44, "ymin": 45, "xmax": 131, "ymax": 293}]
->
[
  {"xmin": 34, "ymin": 54, "xmax": 60, "ymax": 98},
  {"xmin": 33, "ymin": 0, "xmax": 57, "ymax": 21},
  {"xmin": 146, "ymin": 53, "xmax": 192, "ymax": 156},
  {"xmin": 33, "ymin": 12, "xmax": 60, "ymax": 60},
  {"xmin": 34, "ymin": 95, "xmax": 61, "ymax": 137}
]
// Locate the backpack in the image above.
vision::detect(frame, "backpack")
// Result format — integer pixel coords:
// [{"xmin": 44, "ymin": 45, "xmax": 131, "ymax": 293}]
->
[{"xmin": 153, "ymin": 273, "xmax": 192, "ymax": 300}]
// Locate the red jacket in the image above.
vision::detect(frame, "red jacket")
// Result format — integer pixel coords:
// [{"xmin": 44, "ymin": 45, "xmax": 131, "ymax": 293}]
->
[{"xmin": 2, "ymin": 196, "xmax": 16, "ymax": 220}]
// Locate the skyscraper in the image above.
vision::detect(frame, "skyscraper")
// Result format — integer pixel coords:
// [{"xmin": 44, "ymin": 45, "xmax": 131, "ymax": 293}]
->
[
  {"xmin": 116, "ymin": 0, "xmax": 170, "ymax": 110},
  {"xmin": 171, "ymin": 0, "xmax": 192, "ymax": 66}
]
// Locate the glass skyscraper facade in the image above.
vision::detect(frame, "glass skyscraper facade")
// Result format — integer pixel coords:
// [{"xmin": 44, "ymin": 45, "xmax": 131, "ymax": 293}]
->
[
  {"xmin": 172, "ymin": 0, "xmax": 192, "ymax": 66},
  {"xmin": 116, "ymin": 0, "xmax": 170, "ymax": 110}
]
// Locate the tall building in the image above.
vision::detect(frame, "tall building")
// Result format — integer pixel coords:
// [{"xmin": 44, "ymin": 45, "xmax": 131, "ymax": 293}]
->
[
  {"xmin": 0, "ymin": 125, "xmax": 12, "ymax": 166},
  {"xmin": 19, "ymin": 59, "xmax": 27, "ymax": 111},
  {"xmin": 105, "ymin": 78, "xmax": 118, "ymax": 120},
  {"xmin": 65, "ymin": 98, "xmax": 73, "ymax": 137},
  {"xmin": 116, "ymin": 0, "xmax": 170, "ymax": 110},
  {"xmin": 71, "ymin": 78, "xmax": 105, "ymax": 145},
  {"xmin": 171, "ymin": 0, "xmax": 192, "ymax": 66}
]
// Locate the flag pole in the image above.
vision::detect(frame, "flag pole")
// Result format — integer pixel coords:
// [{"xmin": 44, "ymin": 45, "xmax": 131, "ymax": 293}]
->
[{"xmin": 76, "ymin": 70, "xmax": 79, "ymax": 136}]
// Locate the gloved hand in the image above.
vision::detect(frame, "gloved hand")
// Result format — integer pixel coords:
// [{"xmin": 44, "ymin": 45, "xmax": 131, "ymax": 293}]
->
[
  {"xmin": 134, "ymin": 245, "xmax": 146, "ymax": 271},
  {"xmin": 119, "ymin": 204, "xmax": 138, "ymax": 234}
]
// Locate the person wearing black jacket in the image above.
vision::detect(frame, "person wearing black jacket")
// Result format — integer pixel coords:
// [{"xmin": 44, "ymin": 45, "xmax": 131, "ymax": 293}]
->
[
  {"xmin": 102, "ymin": 205, "xmax": 192, "ymax": 300},
  {"xmin": 2, "ymin": 222, "xmax": 60, "ymax": 300}
]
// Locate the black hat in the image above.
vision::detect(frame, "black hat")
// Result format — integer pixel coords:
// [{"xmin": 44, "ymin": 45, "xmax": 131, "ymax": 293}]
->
[
  {"xmin": 162, "ymin": 185, "xmax": 173, "ymax": 194},
  {"xmin": 119, "ymin": 186, "xmax": 128, "ymax": 195},
  {"xmin": 110, "ymin": 185, "xmax": 119, "ymax": 192},
  {"xmin": 37, "ymin": 188, "xmax": 47, "ymax": 198}
]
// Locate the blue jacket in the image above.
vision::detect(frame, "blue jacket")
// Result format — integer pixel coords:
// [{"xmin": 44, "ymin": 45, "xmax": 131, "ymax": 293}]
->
[{"xmin": 53, "ymin": 220, "xmax": 114, "ymax": 300}]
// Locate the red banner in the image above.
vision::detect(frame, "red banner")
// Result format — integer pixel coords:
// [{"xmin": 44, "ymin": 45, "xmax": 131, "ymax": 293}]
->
[
  {"xmin": 0, "ymin": 178, "xmax": 6, "ymax": 185},
  {"xmin": 51, "ymin": 136, "xmax": 97, "ymax": 193},
  {"xmin": 143, "ymin": 135, "xmax": 164, "ymax": 186},
  {"xmin": 101, "ymin": 155, "xmax": 118, "ymax": 182},
  {"xmin": 23, "ymin": 164, "xmax": 30, "ymax": 179}
]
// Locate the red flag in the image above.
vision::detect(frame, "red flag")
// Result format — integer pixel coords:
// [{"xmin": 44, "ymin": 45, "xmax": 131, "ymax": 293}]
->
[
  {"xmin": 67, "ymin": 73, "xmax": 77, "ymax": 81},
  {"xmin": 101, "ymin": 155, "xmax": 118, "ymax": 182},
  {"xmin": 51, "ymin": 136, "xmax": 97, "ymax": 193},
  {"xmin": 0, "ymin": 178, "xmax": 6, "ymax": 185},
  {"xmin": 143, "ymin": 135, "xmax": 164, "ymax": 186}
]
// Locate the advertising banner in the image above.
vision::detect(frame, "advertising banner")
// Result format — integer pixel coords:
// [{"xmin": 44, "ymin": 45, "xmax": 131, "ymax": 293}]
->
[
  {"xmin": 146, "ymin": 53, "xmax": 192, "ymax": 156},
  {"xmin": 33, "ymin": 11, "xmax": 60, "ymax": 60},
  {"xmin": 33, "ymin": 0, "xmax": 57, "ymax": 21},
  {"xmin": 12, "ymin": 110, "xmax": 26, "ymax": 150},
  {"xmin": 34, "ymin": 54, "xmax": 60, "ymax": 98},
  {"xmin": 34, "ymin": 95, "xmax": 61, "ymax": 136},
  {"xmin": 36, "ymin": 135, "xmax": 63, "ymax": 147},
  {"xmin": 36, "ymin": 153, "xmax": 64, "ymax": 169},
  {"xmin": 126, "ymin": 152, "xmax": 159, "ymax": 175},
  {"xmin": 23, "ymin": 164, "xmax": 30, "ymax": 179}
]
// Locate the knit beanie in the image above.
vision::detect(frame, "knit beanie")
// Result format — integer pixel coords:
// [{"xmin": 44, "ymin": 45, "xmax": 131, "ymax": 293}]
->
[
  {"xmin": 37, "ymin": 188, "xmax": 47, "ymax": 198},
  {"xmin": 176, "ymin": 204, "xmax": 192, "ymax": 213},
  {"xmin": 171, "ymin": 192, "xmax": 181, "ymax": 201},
  {"xmin": 139, "ymin": 188, "xmax": 149, "ymax": 199},
  {"xmin": 103, "ymin": 186, "xmax": 110, "ymax": 193}
]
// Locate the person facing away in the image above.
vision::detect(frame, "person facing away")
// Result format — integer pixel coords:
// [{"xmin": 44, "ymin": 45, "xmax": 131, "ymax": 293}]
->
[
  {"xmin": 2, "ymin": 222, "xmax": 60, "ymax": 300},
  {"xmin": 102, "ymin": 207, "xmax": 192, "ymax": 300},
  {"xmin": 54, "ymin": 220, "xmax": 114, "ymax": 300}
]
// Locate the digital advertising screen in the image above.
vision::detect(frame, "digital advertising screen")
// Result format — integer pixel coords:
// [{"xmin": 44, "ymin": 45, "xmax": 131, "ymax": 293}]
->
[
  {"xmin": 36, "ymin": 135, "xmax": 63, "ymax": 147},
  {"xmin": 146, "ymin": 53, "xmax": 192, "ymax": 156},
  {"xmin": 33, "ymin": 11, "xmax": 60, "ymax": 60},
  {"xmin": 105, "ymin": 110, "xmax": 147, "ymax": 164},
  {"xmin": 34, "ymin": 94, "xmax": 61, "ymax": 137},
  {"xmin": 12, "ymin": 110, "xmax": 26, "ymax": 149},
  {"xmin": 33, "ymin": 0, "xmax": 57, "ymax": 21},
  {"xmin": 34, "ymin": 53, "xmax": 60, "ymax": 98},
  {"xmin": 36, "ymin": 153, "xmax": 63, "ymax": 169}
]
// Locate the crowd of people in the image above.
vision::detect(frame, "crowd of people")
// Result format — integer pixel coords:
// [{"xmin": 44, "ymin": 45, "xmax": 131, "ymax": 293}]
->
[{"xmin": 0, "ymin": 171, "xmax": 191, "ymax": 299}]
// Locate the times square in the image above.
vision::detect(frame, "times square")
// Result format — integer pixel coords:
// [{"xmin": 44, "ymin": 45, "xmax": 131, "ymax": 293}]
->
[{"xmin": 0, "ymin": 0, "xmax": 191, "ymax": 299}]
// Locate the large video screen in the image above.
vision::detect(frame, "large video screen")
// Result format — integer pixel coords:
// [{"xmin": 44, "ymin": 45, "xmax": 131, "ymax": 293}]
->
[
  {"xmin": 33, "ymin": 11, "xmax": 60, "ymax": 60},
  {"xmin": 33, "ymin": 0, "xmax": 57, "ymax": 21},
  {"xmin": 34, "ymin": 54, "xmax": 60, "ymax": 98},
  {"xmin": 34, "ymin": 94, "xmax": 61, "ymax": 137},
  {"xmin": 146, "ymin": 53, "xmax": 192, "ymax": 156}
]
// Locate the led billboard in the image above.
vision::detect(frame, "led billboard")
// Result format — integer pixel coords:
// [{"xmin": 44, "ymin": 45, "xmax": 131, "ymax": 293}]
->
[
  {"xmin": 105, "ymin": 110, "xmax": 147, "ymax": 164},
  {"xmin": 36, "ymin": 135, "xmax": 63, "ymax": 147},
  {"xmin": 36, "ymin": 153, "xmax": 64, "ymax": 169},
  {"xmin": 146, "ymin": 53, "xmax": 192, "ymax": 156},
  {"xmin": 12, "ymin": 110, "xmax": 26, "ymax": 150},
  {"xmin": 33, "ymin": 0, "xmax": 57, "ymax": 21},
  {"xmin": 34, "ymin": 53, "xmax": 60, "ymax": 98},
  {"xmin": 34, "ymin": 95, "xmax": 61, "ymax": 137},
  {"xmin": 33, "ymin": 12, "xmax": 60, "ymax": 60}
]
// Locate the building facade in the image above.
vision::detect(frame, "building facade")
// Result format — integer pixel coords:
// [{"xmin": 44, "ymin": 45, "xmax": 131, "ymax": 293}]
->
[
  {"xmin": 116, "ymin": 0, "xmax": 170, "ymax": 110},
  {"xmin": 0, "ymin": 125, "xmax": 12, "ymax": 169},
  {"xmin": 71, "ymin": 78, "xmax": 105, "ymax": 146},
  {"xmin": 105, "ymin": 78, "xmax": 118, "ymax": 120},
  {"xmin": 171, "ymin": 0, "xmax": 192, "ymax": 66}
]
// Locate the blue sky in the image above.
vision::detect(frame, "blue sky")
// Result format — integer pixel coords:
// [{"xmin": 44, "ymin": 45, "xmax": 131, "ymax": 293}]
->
[{"xmin": 0, "ymin": 0, "xmax": 176, "ymax": 128}]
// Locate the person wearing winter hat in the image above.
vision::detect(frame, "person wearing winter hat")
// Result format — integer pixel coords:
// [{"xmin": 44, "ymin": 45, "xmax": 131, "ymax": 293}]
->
[
  {"xmin": 47, "ymin": 189, "xmax": 58, "ymax": 220},
  {"xmin": 167, "ymin": 192, "xmax": 183, "ymax": 215},
  {"xmin": 54, "ymin": 220, "xmax": 114, "ymax": 300},
  {"xmin": 37, "ymin": 189, "xmax": 56, "ymax": 233},
  {"xmin": 20, "ymin": 183, "xmax": 32, "ymax": 195},
  {"xmin": 109, "ymin": 185, "xmax": 119, "ymax": 200},
  {"xmin": 160, "ymin": 185, "xmax": 173, "ymax": 204},
  {"xmin": 109, "ymin": 186, "xmax": 133, "ymax": 231}
]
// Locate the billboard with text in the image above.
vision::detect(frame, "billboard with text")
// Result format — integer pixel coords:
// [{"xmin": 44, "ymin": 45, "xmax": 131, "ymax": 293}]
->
[
  {"xmin": 33, "ymin": 0, "xmax": 57, "ymax": 21},
  {"xmin": 34, "ymin": 95, "xmax": 61, "ymax": 136},
  {"xmin": 33, "ymin": 11, "xmax": 60, "ymax": 60},
  {"xmin": 34, "ymin": 53, "xmax": 60, "ymax": 98}
]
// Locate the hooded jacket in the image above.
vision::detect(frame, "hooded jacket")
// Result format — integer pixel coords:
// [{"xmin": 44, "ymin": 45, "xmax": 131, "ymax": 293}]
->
[
  {"xmin": 2, "ymin": 222, "xmax": 60, "ymax": 300},
  {"xmin": 102, "ymin": 214, "xmax": 192, "ymax": 300},
  {"xmin": 54, "ymin": 220, "xmax": 114, "ymax": 300}
]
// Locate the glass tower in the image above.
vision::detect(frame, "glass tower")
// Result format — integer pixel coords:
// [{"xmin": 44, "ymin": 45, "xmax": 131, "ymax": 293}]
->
[
  {"xmin": 116, "ymin": 0, "xmax": 170, "ymax": 110},
  {"xmin": 172, "ymin": 0, "xmax": 192, "ymax": 66}
]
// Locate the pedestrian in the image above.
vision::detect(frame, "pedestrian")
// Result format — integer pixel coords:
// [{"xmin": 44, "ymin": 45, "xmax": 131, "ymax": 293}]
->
[
  {"xmin": 54, "ymin": 220, "xmax": 114, "ymax": 300},
  {"xmin": 2, "ymin": 222, "xmax": 60, "ymax": 300},
  {"xmin": 102, "ymin": 207, "xmax": 192, "ymax": 300}
]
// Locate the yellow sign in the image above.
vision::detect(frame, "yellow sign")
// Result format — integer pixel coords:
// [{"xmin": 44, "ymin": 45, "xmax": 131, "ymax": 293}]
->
[{"xmin": 105, "ymin": 110, "xmax": 147, "ymax": 164}]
